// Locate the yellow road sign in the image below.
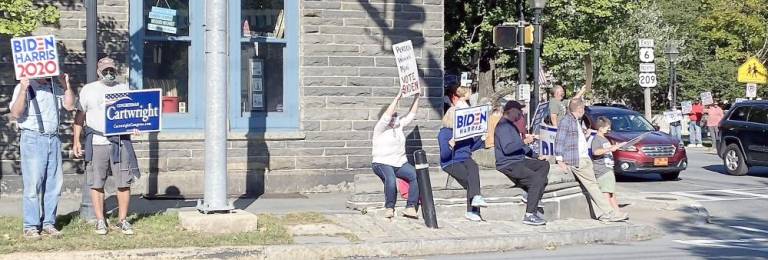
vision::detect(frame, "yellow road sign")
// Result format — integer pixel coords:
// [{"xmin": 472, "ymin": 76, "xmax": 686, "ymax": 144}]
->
[{"xmin": 737, "ymin": 57, "xmax": 767, "ymax": 84}]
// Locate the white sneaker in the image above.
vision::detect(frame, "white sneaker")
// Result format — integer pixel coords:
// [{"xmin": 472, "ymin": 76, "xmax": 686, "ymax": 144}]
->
[
  {"xmin": 696, "ymin": 144, "xmax": 703, "ymax": 148},
  {"xmin": 687, "ymin": 144, "xmax": 696, "ymax": 148},
  {"xmin": 471, "ymin": 195, "xmax": 489, "ymax": 208},
  {"xmin": 465, "ymin": 212, "xmax": 483, "ymax": 222}
]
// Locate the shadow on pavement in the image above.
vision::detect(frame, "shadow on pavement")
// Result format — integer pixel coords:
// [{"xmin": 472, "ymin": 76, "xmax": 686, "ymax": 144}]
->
[
  {"xmin": 703, "ymin": 165, "xmax": 768, "ymax": 178},
  {"xmin": 660, "ymin": 215, "xmax": 768, "ymax": 259}
]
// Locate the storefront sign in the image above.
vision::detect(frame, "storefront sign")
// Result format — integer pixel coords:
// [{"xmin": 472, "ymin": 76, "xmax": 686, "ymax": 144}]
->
[
  {"xmin": 10, "ymin": 35, "xmax": 60, "ymax": 79},
  {"xmin": 147, "ymin": 6, "xmax": 177, "ymax": 34},
  {"xmin": 454, "ymin": 105, "xmax": 491, "ymax": 141},
  {"xmin": 393, "ymin": 40, "xmax": 420, "ymax": 97},
  {"xmin": 701, "ymin": 92, "xmax": 714, "ymax": 105},
  {"xmin": 104, "ymin": 89, "xmax": 162, "ymax": 136}
]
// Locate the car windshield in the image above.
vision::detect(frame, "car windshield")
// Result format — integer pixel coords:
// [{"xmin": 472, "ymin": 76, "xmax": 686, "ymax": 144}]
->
[{"xmin": 596, "ymin": 113, "xmax": 655, "ymax": 132}]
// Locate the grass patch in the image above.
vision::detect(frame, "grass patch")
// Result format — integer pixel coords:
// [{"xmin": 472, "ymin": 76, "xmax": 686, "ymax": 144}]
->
[
  {"xmin": 281, "ymin": 212, "xmax": 332, "ymax": 225},
  {"xmin": 0, "ymin": 212, "xmax": 292, "ymax": 254}
]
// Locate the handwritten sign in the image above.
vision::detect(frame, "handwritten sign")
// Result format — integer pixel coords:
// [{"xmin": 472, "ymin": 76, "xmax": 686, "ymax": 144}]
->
[
  {"xmin": 681, "ymin": 101, "xmax": 693, "ymax": 114},
  {"xmin": 664, "ymin": 110, "xmax": 683, "ymax": 123},
  {"xmin": 454, "ymin": 105, "xmax": 490, "ymax": 141},
  {"xmin": 701, "ymin": 92, "xmax": 714, "ymax": 105},
  {"xmin": 746, "ymin": 83, "xmax": 757, "ymax": 98},
  {"xmin": 393, "ymin": 40, "xmax": 420, "ymax": 97},
  {"xmin": 10, "ymin": 35, "xmax": 60, "ymax": 79},
  {"xmin": 104, "ymin": 89, "xmax": 162, "ymax": 136}
]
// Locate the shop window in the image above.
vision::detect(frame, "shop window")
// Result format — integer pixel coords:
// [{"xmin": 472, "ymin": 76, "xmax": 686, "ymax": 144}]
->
[
  {"xmin": 241, "ymin": 0, "xmax": 285, "ymax": 39},
  {"xmin": 143, "ymin": 0, "xmax": 190, "ymax": 37},
  {"xmin": 240, "ymin": 43, "xmax": 284, "ymax": 113},
  {"xmin": 143, "ymin": 41, "xmax": 189, "ymax": 113}
]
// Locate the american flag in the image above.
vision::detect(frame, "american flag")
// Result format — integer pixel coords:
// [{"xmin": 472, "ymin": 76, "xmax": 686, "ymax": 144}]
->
[
  {"xmin": 538, "ymin": 63, "xmax": 549, "ymax": 86},
  {"xmin": 105, "ymin": 92, "xmax": 132, "ymax": 106}
]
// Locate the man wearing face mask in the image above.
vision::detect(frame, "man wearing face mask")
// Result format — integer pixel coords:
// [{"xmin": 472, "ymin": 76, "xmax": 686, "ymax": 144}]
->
[
  {"xmin": 371, "ymin": 91, "xmax": 421, "ymax": 219},
  {"xmin": 73, "ymin": 57, "xmax": 140, "ymax": 235},
  {"xmin": 494, "ymin": 101, "xmax": 550, "ymax": 226}
]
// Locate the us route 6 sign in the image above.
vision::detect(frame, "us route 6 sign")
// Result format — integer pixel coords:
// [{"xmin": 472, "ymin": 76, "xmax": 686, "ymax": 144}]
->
[
  {"xmin": 639, "ymin": 73, "xmax": 657, "ymax": 88},
  {"xmin": 639, "ymin": 48, "xmax": 655, "ymax": 63}
]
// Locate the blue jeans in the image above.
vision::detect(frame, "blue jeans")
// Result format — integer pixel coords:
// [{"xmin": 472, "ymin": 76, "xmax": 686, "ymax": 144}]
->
[
  {"xmin": 688, "ymin": 121, "xmax": 702, "ymax": 145},
  {"xmin": 372, "ymin": 162, "xmax": 419, "ymax": 208},
  {"xmin": 20, "ymin": 130, "xmax": 63, "ymax": 230},
  {"xmin": 670, "ymin": 123, "xmax": 682, "ymax": 142}
]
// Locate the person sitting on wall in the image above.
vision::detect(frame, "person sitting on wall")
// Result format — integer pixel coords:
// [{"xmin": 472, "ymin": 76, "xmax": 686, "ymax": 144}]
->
[
  {"xmin": 438, "ymin": 106, "xmax": 488, "ymax": 222},
  {"xmin": 371, "ymin": 90, "xmax": 421, "ymax": 219},
  {"xmin": 494, "ymin": 101, "xmax": 550, "ymax": 226}
]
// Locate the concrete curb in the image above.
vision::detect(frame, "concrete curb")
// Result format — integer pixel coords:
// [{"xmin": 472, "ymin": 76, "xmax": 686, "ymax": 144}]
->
[{"xmin": 1, "ymin": 223, "xmax": 661, "ymax": 260}]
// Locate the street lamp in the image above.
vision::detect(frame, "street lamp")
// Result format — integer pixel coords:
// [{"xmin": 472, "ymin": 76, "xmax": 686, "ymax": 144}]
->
[
  {"xmin": 665, "ymin": 41, "xmax": 679, "ymax": 109},
  {"xmin": 530, "ymin": 0, "xmax": 546, "ymax": 120}
]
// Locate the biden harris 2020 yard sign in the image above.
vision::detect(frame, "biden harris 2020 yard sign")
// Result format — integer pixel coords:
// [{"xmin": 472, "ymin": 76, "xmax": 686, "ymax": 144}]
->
[
  {"xmin": 453, "ymin": 105, "xmax": 491, "ymax": 141},
  {"xmin": 104, "ymin": 89, "xmax": 162, "ymax": 136},
  {"xmin": 11, "ymin": 35, "xmax": 60, "ymax": 79}
]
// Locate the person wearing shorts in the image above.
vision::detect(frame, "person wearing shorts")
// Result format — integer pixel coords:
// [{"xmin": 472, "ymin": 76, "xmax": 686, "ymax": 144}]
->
[
  {"xmin": 590, "ymin": 116, "xmax": 627, "ymax": 215},
  {"xmin": 73, "ymin": 58, "xmax": 140, "ymax": 235}
]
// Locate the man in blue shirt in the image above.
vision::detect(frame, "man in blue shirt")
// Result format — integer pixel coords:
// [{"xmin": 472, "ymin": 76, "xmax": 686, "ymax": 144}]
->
[
  {"xmin": 9, "ymin": 74, "xmax": 76, "ymax": 239},
  {"xmin": 494, "ymin": 101, "xmax": 550, "ymax": 225}
]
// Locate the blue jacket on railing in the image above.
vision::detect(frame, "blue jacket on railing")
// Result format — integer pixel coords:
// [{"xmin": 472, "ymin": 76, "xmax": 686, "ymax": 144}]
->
[{"xmin": 437, "ymin": 127, "xmax": 485, "ymax": 169}]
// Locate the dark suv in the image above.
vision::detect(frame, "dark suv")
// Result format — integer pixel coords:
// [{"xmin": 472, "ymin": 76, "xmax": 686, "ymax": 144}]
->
[{"xmin": 718, "ymin": 101, "xmax": 768, "ymax": 176}]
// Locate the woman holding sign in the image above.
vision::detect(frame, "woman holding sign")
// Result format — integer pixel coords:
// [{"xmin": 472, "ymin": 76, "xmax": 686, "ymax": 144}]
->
[
  {"xmin": 371, "ymin": 92, "xmax": 421, "ymax": 219},
  {"xmin": 438, "ymin": 106, "xmax": 488, "ymax": 221}
]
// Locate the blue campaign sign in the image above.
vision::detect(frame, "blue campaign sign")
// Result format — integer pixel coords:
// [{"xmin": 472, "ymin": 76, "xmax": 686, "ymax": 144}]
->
[{"xmin": 104, "ymin": 89, "xmax": 162, "ymax": 136}]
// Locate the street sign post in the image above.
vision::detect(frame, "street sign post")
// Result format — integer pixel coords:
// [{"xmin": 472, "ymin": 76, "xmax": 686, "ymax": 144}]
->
[{"xmin": 639, "ymin": 39, "xmax": 656, "ymax": 119}]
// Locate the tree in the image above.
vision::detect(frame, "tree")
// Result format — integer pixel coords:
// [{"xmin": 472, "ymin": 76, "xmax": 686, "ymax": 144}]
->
[{"xmin": 0, "ymin": 0, "xmax": 60, "ymax": 37}]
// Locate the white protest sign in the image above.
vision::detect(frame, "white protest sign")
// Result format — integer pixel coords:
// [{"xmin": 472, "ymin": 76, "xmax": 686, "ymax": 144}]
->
[
  {"xmin": 453, "ymin": 105, "xmax": 491, "ymax": 141},
  {"xmin": 393, "ymin": 40, "xmax": 420, "ymax": 97},
  {"xmin": 681, "ymin": 101, "xmax": 693, "ymax": 114},
  {"xmin": 735, "ymin": 98, "xmax": 748, "ymax": 104},
  {"xmin": 10, "ymin": 35, "xmax": 60, "ymax": 80},
  {"xmin": 746, "ymin": 83, "xmax": 757, "ymax": 98},
  {"xmin": 460, "ymin": 72, "xmax": 472, "ymax": 87},
  {"xmin": 700, "ymin": 92, "xmax": 714, "ymax": 105},
  {"xmin": 537, "ymin": 124, "xmax": 596, "ymax": 156},
  {"xmin": 664, "ymin": 110, "xmax": 683, "ymax": 123}
]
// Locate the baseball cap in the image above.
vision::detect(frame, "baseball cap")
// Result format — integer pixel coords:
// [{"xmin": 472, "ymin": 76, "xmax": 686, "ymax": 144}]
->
[
  {"xmin": 97, "ymin": 57, "xmax": 117, "ymax": 75},
  {"xmin": 503, "ymin": 100, "xmax": 524, "ymax": 112}
]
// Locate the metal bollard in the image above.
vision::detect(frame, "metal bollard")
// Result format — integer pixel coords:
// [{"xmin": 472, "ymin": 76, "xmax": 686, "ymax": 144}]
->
[{"xmin": 414, "ymin": 149, "xmax": 438, "ymax": 228}]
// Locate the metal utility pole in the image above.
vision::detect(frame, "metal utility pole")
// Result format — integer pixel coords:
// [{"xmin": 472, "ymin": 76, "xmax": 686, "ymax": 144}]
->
[
  {"xmin": 644, "ymin": 88, "xmax": 652, "ymax": 119},
  {"xmin": 516, "ymin": 0, "xmax": 527, "ymax": 87},
  {"xmin": 531, "ymin": 3, "xmax": 544, "ymax": 114},
  {"xmin": 79, "ymin": 0, "xmax": 98, "ymax": 221},
  {"xmin": 199, "ymin": 0, "xmax": 233, "ymax": 213}
]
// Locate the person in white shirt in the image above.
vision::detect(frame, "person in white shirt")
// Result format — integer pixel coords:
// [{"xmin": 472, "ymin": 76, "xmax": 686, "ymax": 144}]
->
[{"xmin": 371, "ymin": 91, "xmax": 421, "ymax": 219}]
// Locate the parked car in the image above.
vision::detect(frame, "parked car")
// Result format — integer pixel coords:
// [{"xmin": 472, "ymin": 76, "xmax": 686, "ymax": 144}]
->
[
  {"xmin": 717, "ymin": 101, "xmax": 768, "ymax": 176},
  {"xmin": 584, "ymin": 106, "xmax": 688, "ymax": 180}
]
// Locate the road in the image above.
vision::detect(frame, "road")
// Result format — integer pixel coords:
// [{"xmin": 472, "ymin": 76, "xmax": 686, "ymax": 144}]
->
[{"xmin": 428, "ymin": 149, "xmax": 768, "ymax": 260}]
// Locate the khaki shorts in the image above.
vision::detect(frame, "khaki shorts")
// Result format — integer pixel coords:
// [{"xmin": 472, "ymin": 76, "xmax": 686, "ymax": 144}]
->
[
  {"xmin": 597, "ymin": 171, "xmax": 616, "ymax": 194},
  {"xmin": 86, "ymin": 145, "xmax": 134, "ymax": 189}
]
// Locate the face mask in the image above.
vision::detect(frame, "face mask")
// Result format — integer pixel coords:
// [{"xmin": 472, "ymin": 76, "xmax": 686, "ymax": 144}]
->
[{"xmin": 101, "ymin": 69, "xmax": 117, "ymax": 84}]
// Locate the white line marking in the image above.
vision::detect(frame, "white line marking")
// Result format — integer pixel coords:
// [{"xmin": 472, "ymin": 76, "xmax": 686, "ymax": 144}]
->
[
  {"xmin": 674, "ymin": 238, "xmax": 768, "ymax": 252},
  {"xmin": 717, "ymin": 190, "xmax": 768, "ymax": 199},
  {"xmin": 641, "ymin": 187, "xmax": 768, "ymax": 194},
  {"xmin": 730, "ymin": 225, "xmax": 768, "ymax": 234},
  {"xmin": 670, "ymin": 192, "xmax": 723, "ymax": 201}
]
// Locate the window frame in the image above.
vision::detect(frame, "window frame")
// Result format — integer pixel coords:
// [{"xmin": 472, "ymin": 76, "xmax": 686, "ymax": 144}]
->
[
  {"xmin": 227, "ymin": 0, "xmax": 300, "ymax": 132},
  {"xmin": 130, "ymin": 0, "xmax": 205, "ymax": 131},
  {"xmin": 729, "ymin": 106, "xmax": 751, "ymax": 122}
]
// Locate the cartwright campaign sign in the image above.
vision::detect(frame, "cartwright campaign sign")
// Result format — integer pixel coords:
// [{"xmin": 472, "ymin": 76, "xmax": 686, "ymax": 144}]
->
[
  {"xmin": 104, "ymin": 89, "xmax": 162, "ymax": 136},
  {"xmin": 11, "ymin": 35, "xmax": 60, "ymax": 79},
  {"xmin": 453, "ymin": 105, "xmax": 491, "ymax": 141}
]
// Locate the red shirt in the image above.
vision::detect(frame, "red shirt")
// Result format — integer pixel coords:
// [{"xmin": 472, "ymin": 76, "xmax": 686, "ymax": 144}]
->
[{"xmin": 689, "ymin": 104, "xmax": 704, "ymax": 122}]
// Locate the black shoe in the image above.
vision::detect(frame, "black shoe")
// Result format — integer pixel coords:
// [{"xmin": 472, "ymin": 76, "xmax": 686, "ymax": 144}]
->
[
  {"xmin": 535, "ymin": 206, "xmax": 545, "ymax": 219},
  {"xmin": 522, "ymin": 213, "xmax": 547, "ymax": 226}
]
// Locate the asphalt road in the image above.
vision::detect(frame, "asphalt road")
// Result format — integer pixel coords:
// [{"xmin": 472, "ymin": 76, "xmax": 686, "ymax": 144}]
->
[{"xmin": 428, "ymin": 148, "xmax": 768, "ymax": 260}]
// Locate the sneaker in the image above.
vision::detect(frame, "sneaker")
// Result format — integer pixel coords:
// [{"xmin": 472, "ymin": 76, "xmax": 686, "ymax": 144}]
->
[
  {"xmin": 471, "ymin": 195, "xmax": 489, "ymax": 208},
  {"xmin": 696, "ymin": 144, "xmax": 703, "ymax": 148},
  {"xmin": 116, "ymin": 220, "xmax": 134, "ymax": 235},
  {"xmin": 94, "ymin": 219, "xmax": 108, "ymax": 235},
  {"xmin": 599, "ymin": 212, "xmax": 629, "ymax": 222},
  {"xmin": 402, "ymin": 207, "xmax": 419, "ymax": 219},
  {"xmin": 535, "ymin": 206, "xmax": 546, "ymax": 219},
  {"xmin": 522, "ymin": 213, "xmax": 547, "ymax": 226},
  {"xmin": 687, "ymin": 144, "xmax": 696, "ymax": 148},
  {"xmin": 465, "ymin": 211, "xmax": 483, "ymax": 222},
  {"xmin": 41, "ymin": 225, "xmax": 62, "ymax": 238},
  {"xmin": 384, "ymin": 208, "xmax": 395, "ymax": 219},
  {"xmin": 23, "ymin": 229, "xmax": 41, "ymax": 240}
]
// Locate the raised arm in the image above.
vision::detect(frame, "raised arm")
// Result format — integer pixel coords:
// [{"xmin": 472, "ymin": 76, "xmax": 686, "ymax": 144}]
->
[
  {"xmin": 59, "ymin": 73, "xmax": 76, "ymax": 111},
  {"xmin": 382, "ymin": 92, "xmax": 402, "ymax": 119},
  {"xmin": 400, "ymin": 93, "xmax": 420, "ymax": 126},
  {"xmin": 9, "ymin": 78, "xmax": 30, "ymax": 119}
]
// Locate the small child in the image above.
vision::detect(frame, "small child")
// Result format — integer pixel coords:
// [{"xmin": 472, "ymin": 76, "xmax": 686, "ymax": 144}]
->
[{"xmin": 590, "ymin": 116, "xmax": 627, "ymax": 215}]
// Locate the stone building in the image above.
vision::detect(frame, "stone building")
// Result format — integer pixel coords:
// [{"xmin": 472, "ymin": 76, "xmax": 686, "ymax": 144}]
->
[{"xmin": 0, "ymin": 0, "xmax": 445, "ymax": 197}]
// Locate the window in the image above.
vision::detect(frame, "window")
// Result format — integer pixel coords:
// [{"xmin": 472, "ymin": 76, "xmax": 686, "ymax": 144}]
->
[
  {"xmin": 240, "ymin": 43, "xmax": 284, "ymax": 113},
  {"xmin": 730, "ymin": 106, "xmax": 751, "ymax": 122},
  {"xmin": 241, "ymin": 0, "xmax": 285, "ymax": 39},
  {"xmin": 143, "ymin": 41, "xmax": 189, "ymax": 113},
  {"xmin": 747, "ymin": 107, "xmax": 768, "ymax": 124}
]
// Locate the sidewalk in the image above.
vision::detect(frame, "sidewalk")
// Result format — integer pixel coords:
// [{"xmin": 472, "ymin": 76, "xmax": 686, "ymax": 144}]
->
[{"xmin": 0, "ymin": 191, "xmax": 704, "ymax": 259}]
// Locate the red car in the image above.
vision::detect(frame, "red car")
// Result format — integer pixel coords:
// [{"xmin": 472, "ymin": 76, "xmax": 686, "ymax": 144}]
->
[{"xmin": 584, "ymin": 106, "xmax": 688, "ymax": 180}]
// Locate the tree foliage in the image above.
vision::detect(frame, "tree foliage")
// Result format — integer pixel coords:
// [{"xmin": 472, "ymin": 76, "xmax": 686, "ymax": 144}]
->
[
  {"xmin": 0, "ymin": 0, "xmax": 60, "ymax": 37},
  {"xmin": 445, "ymin": 0, "xmax": 768, "ymax": 109}
]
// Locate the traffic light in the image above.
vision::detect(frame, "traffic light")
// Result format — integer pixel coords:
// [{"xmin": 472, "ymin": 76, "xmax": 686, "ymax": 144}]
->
[
  {"xmin": 524, "ymin": 25, "xmax": 534, "ymax": 45},
  {"xmin": 493, "ymin": 24, "xmax": 518, "ymax": 49}
]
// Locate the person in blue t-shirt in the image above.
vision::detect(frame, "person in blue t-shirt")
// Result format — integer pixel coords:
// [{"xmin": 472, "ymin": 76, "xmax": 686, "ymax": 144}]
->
[{"xmin": 438, "ymin": 106, "xmax": 488, "ymax": 221}]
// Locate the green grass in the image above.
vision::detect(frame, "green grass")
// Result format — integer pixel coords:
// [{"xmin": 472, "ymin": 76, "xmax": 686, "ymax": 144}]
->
[
  {"xmin": 0, "ymin": 212, "xmax": 293, "ymax": 254},
  {"xmin": 281, "ymin": 212, "xmax": 333, "ymax": 225}
]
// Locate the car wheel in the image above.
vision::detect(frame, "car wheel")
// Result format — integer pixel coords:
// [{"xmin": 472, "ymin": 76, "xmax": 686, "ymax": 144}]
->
[
  {"xmin": 724, "ymin": 144, "xmax": 749, "ymax": 176},
  {"xmin": 661, "ymin": 172, "xmax": 680, "ymax": 181}
]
